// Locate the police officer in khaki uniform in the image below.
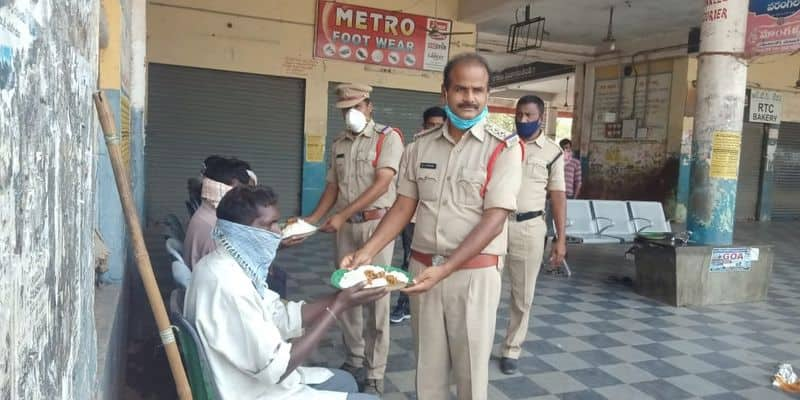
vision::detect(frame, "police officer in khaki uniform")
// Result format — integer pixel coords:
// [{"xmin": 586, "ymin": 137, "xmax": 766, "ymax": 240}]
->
[
  {"xmin": 305, "ymin": 83, "xmax": 404, "ymax": 395},
  {"xmin": 500, "ymin": 95, "xmax": 567, "ymax": 375},
  {"xmin": 341, "ymin": 53, "xmax": 523, "ymax": 400}
]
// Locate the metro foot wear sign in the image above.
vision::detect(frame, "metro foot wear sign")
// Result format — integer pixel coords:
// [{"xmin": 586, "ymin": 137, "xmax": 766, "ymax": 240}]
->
[{"xmin": 314, "ymin": 1, "xmax": 452, "ymax": 71}]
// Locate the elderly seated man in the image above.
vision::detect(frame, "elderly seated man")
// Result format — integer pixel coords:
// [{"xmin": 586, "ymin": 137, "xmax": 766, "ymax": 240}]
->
[{"xmin": 184, "ymin": 185, "xmax": 386, "ymax": 400}]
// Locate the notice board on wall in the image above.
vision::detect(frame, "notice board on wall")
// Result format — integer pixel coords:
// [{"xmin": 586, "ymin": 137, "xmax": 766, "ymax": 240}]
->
[{"xmin": 591, "ymin": 73, "xmax": 672, "ymax": 141}]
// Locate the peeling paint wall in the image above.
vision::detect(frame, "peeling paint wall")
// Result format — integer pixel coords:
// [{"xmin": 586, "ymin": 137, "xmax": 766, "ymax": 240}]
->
[
  {"xmin": 582, "ymin": 57, "xmax": 690, "ymax": 217},
  {"xmin": 0, "ymin": 1, "xmax": 99, "ymax": 398},
  {"xmin": 584, "ymin": 142, "xmax": 678, "ymax": 202}
]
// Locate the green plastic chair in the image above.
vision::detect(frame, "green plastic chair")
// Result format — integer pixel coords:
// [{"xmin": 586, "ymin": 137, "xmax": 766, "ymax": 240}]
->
[{"xmin": 170, "ymin": 289, "xmax": 220, "ymax": 400}]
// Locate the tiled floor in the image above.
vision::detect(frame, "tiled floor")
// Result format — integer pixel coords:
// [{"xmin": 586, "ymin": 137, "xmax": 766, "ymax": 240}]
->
[{"xmin": 274, "ymin": 221, "xmax": 800, "ymax": 400}]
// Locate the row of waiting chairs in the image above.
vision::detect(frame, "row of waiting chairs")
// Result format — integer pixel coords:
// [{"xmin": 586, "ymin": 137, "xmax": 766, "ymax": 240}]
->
[
  {"xmin": 559, "ymin": 200, "xmax": 671, "ymax": 244},
  {"xmin": 164, "ymin": 214, "xmax": 193, "ymax": 289}
]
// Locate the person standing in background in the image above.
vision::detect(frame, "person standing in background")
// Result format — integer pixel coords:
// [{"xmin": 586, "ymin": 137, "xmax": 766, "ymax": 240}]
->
[
  {"xmin": 499, "ymin": 96, "xmax": 567, "ymax": 375},
  {"xmin": 560, "ymin": 138, "xmax": 582, "ymax": 199},
  {"xmin": 340, "ymin": 54, "xmax": 523, "ymax": 400}
]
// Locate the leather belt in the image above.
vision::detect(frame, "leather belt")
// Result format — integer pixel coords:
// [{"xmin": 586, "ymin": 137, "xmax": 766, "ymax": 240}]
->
[
  {"xmin": 411, "ymin": 250, "xmax": 498, "ymax": 269},
  {"xmin": 514, "ymin": 210, "xmax": 544, "ymax": 222},
  {"xmin": 348, "ymin": 208, "xmax": 388, "ymax": 223}
]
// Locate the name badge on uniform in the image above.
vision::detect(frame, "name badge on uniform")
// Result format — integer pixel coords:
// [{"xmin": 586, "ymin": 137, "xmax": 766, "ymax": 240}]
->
[
  {"xmin": 420, "ymin": 162, "xmax": 437, "ymax": 169},
  {"xmin": 336, "ymin": 154, "xmax": 345, "ymax": 159}
]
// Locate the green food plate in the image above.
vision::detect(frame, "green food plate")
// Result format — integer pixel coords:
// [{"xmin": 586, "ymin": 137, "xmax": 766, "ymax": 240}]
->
[
  {"xmin": 330, "ymin": 265, "xmax": 413, "ymax": 291},
  {"xmin": 636, "ymin": 232, "xmax": 675, "ymax": 241}
]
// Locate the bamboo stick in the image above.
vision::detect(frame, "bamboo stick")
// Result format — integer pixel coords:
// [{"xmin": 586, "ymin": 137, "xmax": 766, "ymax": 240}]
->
[{"xmin": 93, "ymin": 91, "xmax": 192, "ymax": 400}]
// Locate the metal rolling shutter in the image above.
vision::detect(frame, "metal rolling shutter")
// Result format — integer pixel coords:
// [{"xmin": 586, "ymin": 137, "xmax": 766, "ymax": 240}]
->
[
  {"xmin": 145, "ymin": 64, "xmax": 305, "ymax": 276},
  {"xmin": 735, "ymin": 123, "xmax": 765, "ymax": 221},
  {"xmin": 326, "ymin": 83, "xmax": 442, "ymax": 162},
  {"xmin": 773, "ymin": 122, "xmax": 800, "ymax": 219}
]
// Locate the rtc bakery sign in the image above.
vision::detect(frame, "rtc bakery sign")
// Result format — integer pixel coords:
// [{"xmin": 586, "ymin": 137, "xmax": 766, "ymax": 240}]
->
[{"xmin": 314, "ymin": 1, "xmax": 453, "ymax": 71}]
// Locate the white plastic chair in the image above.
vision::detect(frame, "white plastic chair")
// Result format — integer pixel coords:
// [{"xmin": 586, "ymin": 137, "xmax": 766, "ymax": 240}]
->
[
  {"xmin": 172, "ymin": 260, "xmax": 192, "ymax": 289},
  {"xmin": 166, "ymin": 238, "xmax": 191, "ymax": 288},
  {"xmin": 591, "ymin": 200, "xmax": 637, "ymax": 242},
  {"xmin": 563, "ymin": 200, "xmax": 621, "ymax": 244},
  {"xmin": 166, "ymin": 238, "xmax": 185, "ymax": 264},
  {"xmin": 628, "ymin": 201, "xmax": 672, "ymax": 233}
]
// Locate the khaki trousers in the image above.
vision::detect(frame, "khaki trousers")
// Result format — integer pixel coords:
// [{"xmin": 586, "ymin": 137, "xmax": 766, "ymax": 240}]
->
[
  {"xmin": 335, "ymin": 219, "xmax": 394, "ymax": 379},
  {"xmin": 409, "ymin": 258, "xmax": 501, "ymax": 400},
  {"xmin": 502, "ymin": 218, "xmax": 547, "ymax": 359}
]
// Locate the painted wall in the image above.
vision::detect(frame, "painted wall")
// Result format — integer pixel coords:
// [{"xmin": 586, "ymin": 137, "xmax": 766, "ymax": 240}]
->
[
  {"xmin": 94, "ymin": 1, "xmax": 147, "ymax": 398},
  {"xmin": 147, "ymin": 0, "xmax": 475, "ymax": 214},
  {"xmin": 0, "ymin": 1, "xmax": 99, "ymax": 398},
  {"xmin": 582, "ymin": 58, "xmax": 688, "ymax": 213},
  {"xmin": 582, "ymin": 52, "xmax": 799, "ymax": 220},
  {"xmin": 97, "ymin": 0, "xmax": 136, "ymax": 284}
]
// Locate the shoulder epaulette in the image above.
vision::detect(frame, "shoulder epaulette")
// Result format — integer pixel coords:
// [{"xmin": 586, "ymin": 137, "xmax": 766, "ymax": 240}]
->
[{"xmin": 486, "ymin": 123, "xmax": 518, "ymax": 147}]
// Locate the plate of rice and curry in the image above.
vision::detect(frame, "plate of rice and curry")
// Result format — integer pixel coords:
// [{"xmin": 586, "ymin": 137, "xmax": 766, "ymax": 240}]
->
[
  {"xmin": 331, "ymin": 265, "xmax": 412, "ymax": 291},
  {"xmin": 281, "ymin": 218, "xmax": 318, "ymax": 240}
]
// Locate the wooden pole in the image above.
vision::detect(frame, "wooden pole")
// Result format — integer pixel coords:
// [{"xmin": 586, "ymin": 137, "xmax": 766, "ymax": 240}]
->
[{"xmin": 93, "ymin": 91, "xmax": 193, "ymax": 399}]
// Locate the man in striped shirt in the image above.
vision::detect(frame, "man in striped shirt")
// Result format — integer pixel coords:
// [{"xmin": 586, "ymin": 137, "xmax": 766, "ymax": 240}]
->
[{"xmin": 560, "ymin": 139, "xmax": 582, "ymax": 199}]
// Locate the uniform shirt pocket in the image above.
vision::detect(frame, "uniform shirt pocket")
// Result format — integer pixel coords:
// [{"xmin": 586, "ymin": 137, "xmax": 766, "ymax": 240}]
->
[
  {"xmin": 525, "ymin": 157, "xmax": 549, "ymax": 184},
  {"xmin": 417, "ymin": 168, "xmax": 440, "ymax": 201},
  {"xmin": 456, "ymin": 169, "xmax": 485, "ymax": 207},
  {"xmin": 356, "ymin": 149, "xmax": 377, "ymax": 172},
  {"xmin": 355, "ymin": 150, "xmax": 376, "ymax": 177}
]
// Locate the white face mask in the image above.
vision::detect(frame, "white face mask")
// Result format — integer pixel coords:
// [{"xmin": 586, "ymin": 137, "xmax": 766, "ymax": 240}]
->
[{"xmin": 345, "ymin": 108, "xmax": 368, "ymax": 133}]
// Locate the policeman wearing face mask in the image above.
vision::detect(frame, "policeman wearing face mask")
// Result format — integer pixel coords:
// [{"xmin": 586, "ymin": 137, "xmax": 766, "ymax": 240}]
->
[
  {"xmin": 305, "ymin": 83, "xmax": 404, "ymax": 395},
  {"xmin": 340, "ymin": 53, "xmax": 524, "ymax": 400},
  {"xmin": 499, "ymin": 95, "xmax": 568, "ymax": 375}
]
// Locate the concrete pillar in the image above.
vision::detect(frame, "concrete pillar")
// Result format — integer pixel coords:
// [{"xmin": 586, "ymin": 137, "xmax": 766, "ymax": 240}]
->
[{"xmin": 687, "ymin": 0, "xmax": 749, "ymax": 245}]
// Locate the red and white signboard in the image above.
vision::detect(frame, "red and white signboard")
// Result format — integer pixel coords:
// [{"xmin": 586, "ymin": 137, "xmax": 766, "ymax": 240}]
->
[
  {"xmin": 314, "ymin": 1, "xmax": 452, "ymax": 71},
  {"xmin": 746, "ymin": 0, "xmax": 800, "ymax": 57}
]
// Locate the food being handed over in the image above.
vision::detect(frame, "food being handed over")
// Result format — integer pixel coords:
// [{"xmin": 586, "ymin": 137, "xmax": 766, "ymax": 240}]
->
[
  {"xmin": 335, "ymin": 265, "xmax": 410, "ymax": 290},
  {"xmin": 281, "ymin": 218, "xmax": 318, "ymax": 239}
]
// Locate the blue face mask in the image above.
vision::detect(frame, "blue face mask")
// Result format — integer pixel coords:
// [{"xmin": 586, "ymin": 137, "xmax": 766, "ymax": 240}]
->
[
  {"xmin": 444, "ymin": 105, "xmax": 488, "ymax": 130},
  {"xmin": 515, "ymin": 120, "xmax": 541, "ymax": 140},
  {"xmin": 213, "ymin": 218, "xmax": 281, "ymax": 298}
]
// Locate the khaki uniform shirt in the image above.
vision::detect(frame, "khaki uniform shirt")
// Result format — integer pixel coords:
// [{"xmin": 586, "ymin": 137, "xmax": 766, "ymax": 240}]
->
[
  {"xmin": 517, "ymin": 133, "xmax": 566, "ymax": 212},
  {"xmin": 326, "ymin": 120, "xmax": 404, "ymax": 211},
  {"xmin": 397, "ymin": 119, "xmax": 523, "ymax": 256}
]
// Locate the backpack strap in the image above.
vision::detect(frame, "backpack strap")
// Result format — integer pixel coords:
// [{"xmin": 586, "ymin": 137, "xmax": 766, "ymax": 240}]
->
[
  {"xmin": 372, "ymin": 125, "xmax": 404, "ymax": 168},
  {"xmin": 480, "ymin": 138, "xmax": 525, "ymax": 198}
]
